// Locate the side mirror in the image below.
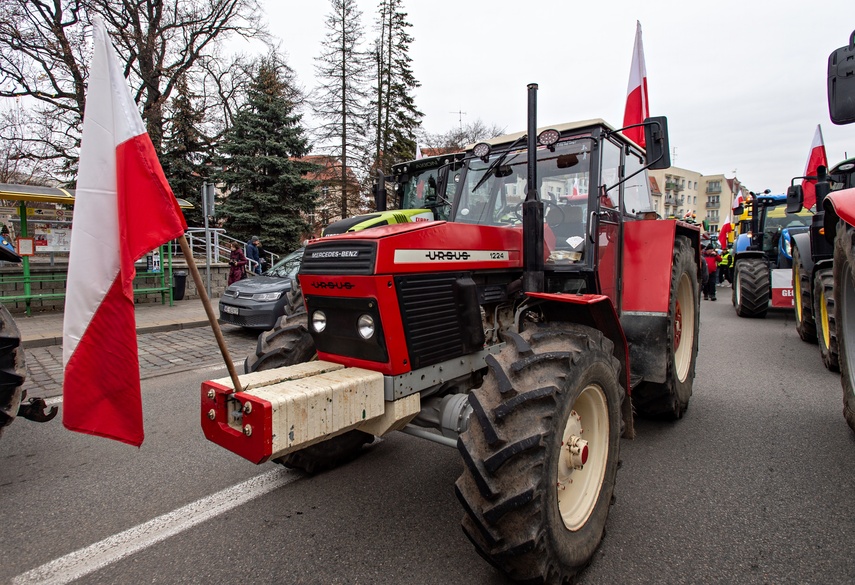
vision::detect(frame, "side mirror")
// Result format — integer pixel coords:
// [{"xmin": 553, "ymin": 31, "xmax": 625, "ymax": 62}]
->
[
  {"xmin": 786, "ymin": 184, "xmax": 804, "ymax": 213},
  {"xmin": 732, "ymin": 205, "xmax": 744, "ymax": 216},
  {"xmin": 828, "ymin": 30, "xmax": 855, "ymax": 125},
  {"xmin": 643, "ymin": 116, "xmax": 671, "ymax": 169}
]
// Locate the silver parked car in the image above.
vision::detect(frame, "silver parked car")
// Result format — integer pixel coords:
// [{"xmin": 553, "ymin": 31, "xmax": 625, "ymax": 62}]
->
[{"xmin": 219, "ymin": 248, "xmax": 303, "ymax": 330}]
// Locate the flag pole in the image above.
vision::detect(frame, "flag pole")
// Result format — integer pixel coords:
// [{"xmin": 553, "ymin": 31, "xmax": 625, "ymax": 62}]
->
[{"xmin": 177, "ymin": 234, "xmax": 243, "ymax": 393}]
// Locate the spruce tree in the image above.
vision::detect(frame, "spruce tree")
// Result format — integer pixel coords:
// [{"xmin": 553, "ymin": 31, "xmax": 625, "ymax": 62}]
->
[
  {"xmin": 371, "ymin": 0, "xmax": 423, "ymax": 174},
  {"xmin": 216, "ymin": 55, "xmax": 317, "ymax": 254},
  {"xmin": 161, "ymin": 74, "xmax": 208, "ymax": 227}
]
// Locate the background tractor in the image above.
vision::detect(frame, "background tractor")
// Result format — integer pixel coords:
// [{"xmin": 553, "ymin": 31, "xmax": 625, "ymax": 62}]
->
[
  {"xmin": 730, "ymin": 191, "xmax": 811, "ymax": 318},
  {"xmin": 201, "ymin": 85, "xmax": 701, "ymax": 583},
  {"xmin": 811, "ymin": 30, "xmax": 855, "ymax": 432},
  {"xmin": 788, "ymin": 157, "xmax": 855, "ymax": 371}
]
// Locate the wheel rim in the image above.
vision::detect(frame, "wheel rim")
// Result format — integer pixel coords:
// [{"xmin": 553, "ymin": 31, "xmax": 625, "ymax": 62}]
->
[
  {"xmin": 556, "ymin": 383, "xmax": 609, "ymax": 531},
  {"xmin": 820, "ymin": 287, "xmax": 831, "ymax": 349},
  {"xmin": 674, "ymin": 272, "xmax": 694, "ymax": 382},
  {"xmin": 843, "ymin": 262, "xmax": 855, "ymax": 390},
  {"xmin": 794, "ymin": 263, "xmax": 802, "ymax": 323}
]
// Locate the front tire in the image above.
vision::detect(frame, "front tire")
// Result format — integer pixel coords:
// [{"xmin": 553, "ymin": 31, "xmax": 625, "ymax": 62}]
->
[
  {"xmin": 632, "ymin": 236, "xmax": 699, "ymax": 419},
  {"xmin": 813, "ymin": 267, "xmax": 839, "ymax": 372},
  {"xmin": 244, "ymin": 313, "xmax": 372, "ymax": 473},
  {"xmin": 792, "ymin": 244, "xmax": 817, "ymax": 343},
  {"xmin": 0, "ymin": 304, "xmax": 26, "ymax": 437},
  {"xmin": 733, "ymin": 257, "xmax": 770, "ymax": 318},
  {"xmin": 834, "ymin": 221, "xmax": 855, "ymax": 433},
  {"xmin": 456, "ymin": 324, "xmax": 622, "ymax": 584}
]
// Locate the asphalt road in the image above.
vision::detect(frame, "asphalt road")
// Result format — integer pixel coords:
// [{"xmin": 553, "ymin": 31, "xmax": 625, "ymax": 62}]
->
[{"xmin": 3, "ymin": 288, "xmax": 855, "ymax": 584}]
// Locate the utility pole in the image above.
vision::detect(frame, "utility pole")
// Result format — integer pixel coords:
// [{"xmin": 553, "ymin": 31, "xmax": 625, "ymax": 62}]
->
[{"xmin": 201, "ymin": 182, "xmax": 216, "ymax": 298}]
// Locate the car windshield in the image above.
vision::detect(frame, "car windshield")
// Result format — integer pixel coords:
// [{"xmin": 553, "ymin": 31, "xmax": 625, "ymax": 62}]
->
[
  {"xmin": 762, "ymin": 204, "xmax": 811, "ymax": 254},
  {"xmin": 265, "ymin": 249, "xmax": 303, "ymax": 278}
]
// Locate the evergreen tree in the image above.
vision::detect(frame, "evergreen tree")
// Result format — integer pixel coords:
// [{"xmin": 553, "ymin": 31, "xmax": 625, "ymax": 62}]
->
[
  {"xmin": 313, "ymin": 0, "xmax": 371, "ymax": 219},
  {"xmin": 216, "ymin": 55, "xmax": 317, "ymax": 254},
  {"xmin": 161, "ymin": 74, "xmax": 208, "ymax": 227},
  {"xmin": 371, "ymin": 0, "xmax": 423, "ymax": 174}
]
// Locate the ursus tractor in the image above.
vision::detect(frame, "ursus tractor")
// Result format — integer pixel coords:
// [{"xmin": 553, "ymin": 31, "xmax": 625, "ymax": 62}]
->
[{"xmin": 201, "ymin": 85, "xmax": 701, "ymax": 583}]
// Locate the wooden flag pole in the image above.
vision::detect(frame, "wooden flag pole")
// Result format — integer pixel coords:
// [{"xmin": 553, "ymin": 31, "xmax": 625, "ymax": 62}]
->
[{"xmin": 177, "ymin": 234, "xmax": 243, "ymax": 393}]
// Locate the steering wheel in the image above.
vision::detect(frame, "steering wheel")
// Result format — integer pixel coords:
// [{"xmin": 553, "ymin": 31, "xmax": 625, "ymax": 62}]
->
[{"xmin": 511, "ymin": 200, "xmax": 566, "ymax": 228}]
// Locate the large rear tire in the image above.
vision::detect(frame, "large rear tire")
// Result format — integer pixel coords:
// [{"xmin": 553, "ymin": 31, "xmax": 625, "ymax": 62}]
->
[
  {"xmin": 244, "ymin": 312, "xmax": 372, "ymax": 474},
  {"xmin": 0, "ymin": 304, "xmax": 26, "ymax": 437},
  {"xmin": 792, "ymin": 243, "xmax": 817, "ymax": 343},
  {"xmin": 813, "ymin": 267, "xmax": 839, "ymax": 372},
  {"xmin": 456, "ymin": 323, "xmax": 622, "ymax": 584},
  {"xmin": 733, "ymin": 257, "xmax": 770, "ymax": 318},
  {"xmin": 833, "ymin": 222, "xmax": 855, "ymax": 433},
  {"xmin": 632, "ymin": 236, "xmax": 699, "ymax": 420}
]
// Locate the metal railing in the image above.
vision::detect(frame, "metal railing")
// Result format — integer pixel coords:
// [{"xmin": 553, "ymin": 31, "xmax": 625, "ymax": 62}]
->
[{"xmin": 185, "ymin": 228, "xmax": 279, "ymax": 273}]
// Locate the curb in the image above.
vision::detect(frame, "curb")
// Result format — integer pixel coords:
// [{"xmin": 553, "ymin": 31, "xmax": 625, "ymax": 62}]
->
[{"xmin": 22, "ymin": 320, "xmax": 213, "ymax": 349}]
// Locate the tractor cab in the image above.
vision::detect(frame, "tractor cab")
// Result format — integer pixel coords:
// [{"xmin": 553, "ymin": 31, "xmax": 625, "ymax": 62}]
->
[
  {"xmin": 390, "ymin": 153, "xmax": 464, "ymax": 221},
  {"xmin": 452, "ymin": 119, "xmax": 657, "ymax": 267}
]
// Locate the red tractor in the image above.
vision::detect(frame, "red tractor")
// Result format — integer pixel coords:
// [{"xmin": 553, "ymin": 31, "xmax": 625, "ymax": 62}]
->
[{"xmin": 201, "ymin": 85, "xmax": 701, "ymax": 583}]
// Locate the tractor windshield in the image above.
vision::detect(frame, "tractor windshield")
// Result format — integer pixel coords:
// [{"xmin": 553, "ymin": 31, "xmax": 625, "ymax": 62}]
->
[
  {"xmin": 761, "ymin": 203, "xmax": 812, "ymax": 255},
  {"xmin": 456, "ymin": 140, "xmax": 591, "ymax": 256}
]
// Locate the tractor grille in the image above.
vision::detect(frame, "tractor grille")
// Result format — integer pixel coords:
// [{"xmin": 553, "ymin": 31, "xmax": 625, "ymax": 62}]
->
[
  {"xmin": 395, "ymin": 273, "xmax": 484, "ymax": 369},
  {"xmin": 300, "ymin": 241, "xmax": 376, "ymax": 275}
]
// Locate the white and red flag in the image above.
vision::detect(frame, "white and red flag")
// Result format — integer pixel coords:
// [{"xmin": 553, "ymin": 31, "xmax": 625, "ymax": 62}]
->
[
  {"xmin": 62, "ymin": 20, "xmax": 187, "ymax": 446},
  {"xmin": 733, "ymin": 191, "xmax": 744, "ymax": 210},
  {"xmin": 622, "ymin": 21, "xmax": 649, "ymax": 148},
  {"xmin": 718, "ymin": 213, "xmax": 732, "ymax": 249},
  {"xmin": 802, "ymin": 124, "xmax": 828, "ymax": 211}
]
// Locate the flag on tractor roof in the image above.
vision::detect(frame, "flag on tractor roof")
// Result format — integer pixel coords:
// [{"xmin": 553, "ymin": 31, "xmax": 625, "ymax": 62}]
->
[
  {"xmin": 62, "ymin": 19, "xmax": 187, "ymax": 447},
  {"xmin": 622, "ymin": 21, "xmax": 649, "ymax": 148},
  {"xmin": 802, "ymin": 124, "xmax": 828, "ymax": 211}
]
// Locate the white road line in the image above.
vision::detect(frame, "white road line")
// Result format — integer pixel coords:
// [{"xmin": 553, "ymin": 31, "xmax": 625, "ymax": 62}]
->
[{"xmin": 12, "ymin": 469, "xmax": 299, "ymax": 585}]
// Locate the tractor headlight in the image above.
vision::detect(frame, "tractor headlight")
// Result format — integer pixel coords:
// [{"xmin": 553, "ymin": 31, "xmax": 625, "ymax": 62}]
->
[
  {"xmin": 357, "ymin": 314, "xmax": 375, "ymax": 339},
  {"xmin": 312, "ymin": 310, "xmax": 327, "ymax": 333},
  {"xmin": 252, "ymin": 291, "xmax": 282, "ymax": 301}
]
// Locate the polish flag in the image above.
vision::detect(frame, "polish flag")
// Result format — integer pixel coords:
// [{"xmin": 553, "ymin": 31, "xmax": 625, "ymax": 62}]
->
[
  {"xmin": 572, "ymin": 177, "xmax": 580, "ymax": 198},
  {"xmin": 622, "ymin": 21, "xmax": 649, "ymax": 148},
  {"xmin": 62, "ymin": 20, "xmax": 187, "ymax": 446},
  {"xmin": 732, "ymin": 191, "xmax": 744, "ymax": 210},
  {"xmin": 718, "ymin": 214, "xmax": 732, "ymax": 249},
  {"xmin": 802, "ymin": 124, "xmax": 828, "ymax": 210}
]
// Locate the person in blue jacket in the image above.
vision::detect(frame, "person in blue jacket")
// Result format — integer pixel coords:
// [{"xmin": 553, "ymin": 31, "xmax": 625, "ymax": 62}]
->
[{"xmin": 246, "ymin": 236, "xmax": 262, "ymax": 275}]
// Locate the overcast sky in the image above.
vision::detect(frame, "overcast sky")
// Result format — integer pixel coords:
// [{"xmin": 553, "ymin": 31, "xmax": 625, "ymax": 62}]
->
[{"xmin": 258, "ymin": 0, "xmax": 853, "ymax": 194}]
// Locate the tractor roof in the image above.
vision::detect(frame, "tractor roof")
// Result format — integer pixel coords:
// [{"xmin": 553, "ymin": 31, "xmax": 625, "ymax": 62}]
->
[{"xmin": 469, "ymin": 119, "xmax": 642, "ymax": 151}]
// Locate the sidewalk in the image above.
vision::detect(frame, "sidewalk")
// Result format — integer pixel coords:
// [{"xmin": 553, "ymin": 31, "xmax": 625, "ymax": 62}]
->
[{"xmin": 14, "ymin": 299, "xmax": 214, "ymax": 348}]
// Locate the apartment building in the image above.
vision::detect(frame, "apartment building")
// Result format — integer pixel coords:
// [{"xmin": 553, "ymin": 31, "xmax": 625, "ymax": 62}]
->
[{"xmin": 648, "ymin": 166, "xmax": 702, "ymax": 220}]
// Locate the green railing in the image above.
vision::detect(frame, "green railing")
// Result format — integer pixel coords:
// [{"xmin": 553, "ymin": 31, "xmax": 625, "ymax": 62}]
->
[{"xmin": 0, "ymin": 244, "xmax": 175, "ymax": 315}]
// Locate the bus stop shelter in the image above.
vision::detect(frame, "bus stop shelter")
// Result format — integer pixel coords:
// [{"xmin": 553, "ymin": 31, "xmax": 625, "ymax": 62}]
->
[{"xmin": 0, "ymin": 183, "xmax": 193, "ymax": 315}]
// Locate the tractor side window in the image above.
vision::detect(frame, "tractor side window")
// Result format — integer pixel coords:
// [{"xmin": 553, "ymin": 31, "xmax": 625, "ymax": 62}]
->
[
  {"xmin": 599, "ymin": 140, "xmax": 621, "ymax": 209},
  {"xmin": 624, "ymin": 151, "xmax": 653, "ymax": 216}
]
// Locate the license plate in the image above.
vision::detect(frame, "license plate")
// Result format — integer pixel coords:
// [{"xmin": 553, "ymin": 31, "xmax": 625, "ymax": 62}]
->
[{"xmin": 222, "ymin": 305, "xmax": 239, "ymax": 315}]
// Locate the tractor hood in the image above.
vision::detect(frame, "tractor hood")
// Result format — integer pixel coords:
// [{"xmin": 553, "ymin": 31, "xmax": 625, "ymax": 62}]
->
[{"xmin": 300, "ymin": 220, "xmax": 524, "ymax": 276}]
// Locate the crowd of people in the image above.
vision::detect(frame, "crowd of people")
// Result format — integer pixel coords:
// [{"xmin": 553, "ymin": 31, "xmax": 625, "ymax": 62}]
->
[{"xmin": 700, "ymin": 242, "xmax": 734, "ymax": 301}]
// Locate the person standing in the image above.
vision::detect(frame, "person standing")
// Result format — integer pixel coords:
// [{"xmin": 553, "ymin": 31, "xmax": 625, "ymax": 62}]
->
[
  {"xmin": 256, "ymin": 239, "xmax": 268, "ymax": 273},
  {"xmin": 246, "ymin": 236, "xmax": 261, "ymax": 275},
  {"xmin": 703, "ymin": 244, "xmax": 721, "ymax": 300},
  {"xmin": 227, "ymin": 241, "xmax": 248, "ymax": 285}
]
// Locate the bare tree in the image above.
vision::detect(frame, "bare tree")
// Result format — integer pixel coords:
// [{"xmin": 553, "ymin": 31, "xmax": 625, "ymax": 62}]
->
[
  {"xmin": 420, "ymin": 119, "xmax": 507, "ymax": 152},
  {"xmin": 0, "ymin": 0, "xmax": 267, "ymax": 181},
  {"xmin": 312, "ymin": 0, "xmax": 371, "ymax": 219}
]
